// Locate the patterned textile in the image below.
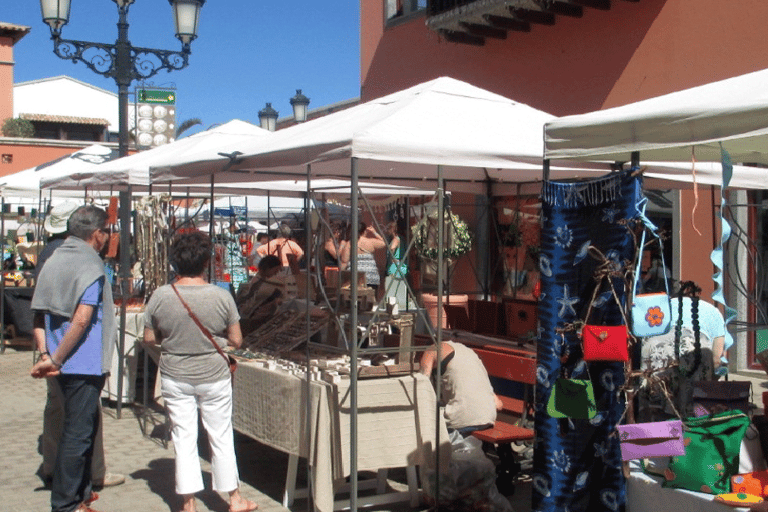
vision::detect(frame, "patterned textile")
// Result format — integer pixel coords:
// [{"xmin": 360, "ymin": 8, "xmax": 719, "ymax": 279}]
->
[
  {"xmin": 533, "ymin": 170, "xmax": 640, "ymax": 512},
  {"xmin": 357, "ymin": 252, "xmax": 380, "ymax": 286}
]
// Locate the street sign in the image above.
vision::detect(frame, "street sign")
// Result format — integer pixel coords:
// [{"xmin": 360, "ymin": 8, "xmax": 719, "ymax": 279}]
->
[{"xmin": 137, "ymin": 89, "xmax": 176, "ymax": 104}]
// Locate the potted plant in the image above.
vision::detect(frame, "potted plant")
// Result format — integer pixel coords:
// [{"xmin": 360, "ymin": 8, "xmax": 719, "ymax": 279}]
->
[{"xmin": 411, "ymin": 208, "xmax": 473, "ymax": 327}]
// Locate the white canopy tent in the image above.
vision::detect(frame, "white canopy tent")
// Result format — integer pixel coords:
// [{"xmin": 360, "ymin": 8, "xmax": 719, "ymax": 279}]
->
[
  {"xmin": 2, "ymin": 144, "xmax": 120, "ymax": 198},
  {"xmin": 150, "ymin": 76, "xmax": 619, "ymax": 193},
  {"xmin": 41, "ymin": 120, "xmax": 271, "ymax": 191},
  {"xmin": 543, "ymin": 67, "xmax": 768, "ymax": 165}
]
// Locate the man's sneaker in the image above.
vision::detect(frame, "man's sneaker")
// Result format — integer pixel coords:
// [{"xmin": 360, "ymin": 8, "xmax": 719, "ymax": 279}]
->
[{"xmin": 93, "ymin": 472, "xmax": 125, "ymax": 488}]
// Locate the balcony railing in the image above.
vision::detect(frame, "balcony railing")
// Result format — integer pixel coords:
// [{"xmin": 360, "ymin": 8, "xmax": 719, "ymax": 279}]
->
[{"xmin": 426, "ymin": 0, "xmax": 637, "ymax": 45}]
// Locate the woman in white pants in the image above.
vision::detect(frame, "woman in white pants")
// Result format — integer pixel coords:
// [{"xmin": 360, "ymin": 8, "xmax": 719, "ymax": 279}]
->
[{"xmin": 144, "ymin": 231, "xmax": 256, "ymax": 512}]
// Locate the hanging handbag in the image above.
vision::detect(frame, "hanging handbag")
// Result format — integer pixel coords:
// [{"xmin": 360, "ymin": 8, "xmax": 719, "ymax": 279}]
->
[
  {"xmin": 582, "ymin": 325, "xmax": 629, "ymax": 362},
  {"xmin": 692, "ymin": 381, "xmax": 752, "ymax": 416},
  {"xmin": 630, "ymin": 198, "xmax": 672, "ymax": 338},
  {"xmin": 579, "ymin": 263, "xmax": 630, "ymax": 362},
  {"xmin": 617, "ymin": 420, "xmax": 685, "ymax": 461},
  {"xmin": 171, "ymin": 283, "xmax": 237, "ymax": 376},
  {"xmin": 663, "ymin": 410, "xmax": 751, "ymax": 494},
  {"xmin": 547, "ymin": 378, "xmax": 596, "ymax": 419},
  {"xmin": 547, "ymin": 361, "xmax": 597, "ymax": 419}
]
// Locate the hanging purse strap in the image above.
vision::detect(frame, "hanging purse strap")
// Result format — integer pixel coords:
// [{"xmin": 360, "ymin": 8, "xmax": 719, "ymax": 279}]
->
[
  {"xmin": 171, "ymin": 283, "xmax": 231, "ymax": 367},
  {"xmin": 632, "ymin": 197, "xmax": 670, "ymax": 298}
]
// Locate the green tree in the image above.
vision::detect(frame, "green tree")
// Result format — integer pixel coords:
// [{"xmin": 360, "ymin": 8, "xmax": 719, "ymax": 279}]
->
[{"xmin": 2, "ymin": 118, "xmax": 35, "ymax": 138}]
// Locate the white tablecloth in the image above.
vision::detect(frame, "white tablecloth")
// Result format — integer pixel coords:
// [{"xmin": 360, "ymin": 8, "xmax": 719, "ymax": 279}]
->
[
  {"xmin": 232, "ymin": 363, "xmax": 449, "ymax": 512},
  {"xmin": 103, "ymin": 310, "xmax": 144, "ymax": 402}
]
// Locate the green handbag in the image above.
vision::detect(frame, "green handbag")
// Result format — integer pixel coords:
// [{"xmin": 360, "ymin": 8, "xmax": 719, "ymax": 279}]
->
[
  {"xmin": 546, "ymin": 378, "xmax": 597, "ymax": 419},
  {"xmin": 662, "ymin": 410, "xmax": 750, "ymax": 494}
]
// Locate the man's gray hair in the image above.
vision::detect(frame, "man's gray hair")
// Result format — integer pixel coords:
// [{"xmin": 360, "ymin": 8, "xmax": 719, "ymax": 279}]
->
[
  {"xmin": 68, "ymin": 205, "xmax": 108, "ymax": 241},
  {"xmin": 279, "ymin": 223, "xmax": 292, "ymax": 239}
]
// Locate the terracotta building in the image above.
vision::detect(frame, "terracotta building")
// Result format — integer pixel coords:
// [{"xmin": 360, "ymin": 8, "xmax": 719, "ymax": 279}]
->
[{"xmin": 360, "ymin": 0, "xmax": 768, "ymax": 371}]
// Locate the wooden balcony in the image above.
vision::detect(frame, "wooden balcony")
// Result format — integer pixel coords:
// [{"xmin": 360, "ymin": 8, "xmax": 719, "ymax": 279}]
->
[{"xmin": 426, "ymin": 0, "xmax": 639, "ymax": 45}]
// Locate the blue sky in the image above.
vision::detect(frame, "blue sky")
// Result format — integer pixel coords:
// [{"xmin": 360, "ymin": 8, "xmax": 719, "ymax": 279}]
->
[{"xmin": 10, "ymin": 0, "xmax": 361, "ymax": 136}]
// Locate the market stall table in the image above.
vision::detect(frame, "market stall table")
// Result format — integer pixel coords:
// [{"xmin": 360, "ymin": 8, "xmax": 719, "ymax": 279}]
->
[
  {"xmin": 103, "ymin": 307, "xmax": 144, "ymax": 403},
  {"xmin": 232, "ymin": 361, "xmax": 449, "ymax": 512}
]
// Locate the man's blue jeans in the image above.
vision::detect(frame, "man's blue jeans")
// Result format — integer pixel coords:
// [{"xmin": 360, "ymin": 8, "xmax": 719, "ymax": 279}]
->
[{"xmin": 51, "ymin": 374, "xmax": 105, "ymax": 512}]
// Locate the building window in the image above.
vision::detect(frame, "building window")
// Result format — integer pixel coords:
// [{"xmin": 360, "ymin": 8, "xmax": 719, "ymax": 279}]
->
[{"xmin": 386, "ymin": 0, "xmax": 427, "ymax": 23}]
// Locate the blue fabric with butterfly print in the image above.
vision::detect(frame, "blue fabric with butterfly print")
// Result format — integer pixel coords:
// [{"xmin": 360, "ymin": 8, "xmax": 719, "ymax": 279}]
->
[{"xmin": 533, "ymin": 169, "xmax": 641, "ymax": 512}]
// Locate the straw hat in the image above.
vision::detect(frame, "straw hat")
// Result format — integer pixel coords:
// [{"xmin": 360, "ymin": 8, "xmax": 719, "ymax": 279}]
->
[{"xmin": 44, "ymin": 201, "xmax": 80, "ymax": 234}]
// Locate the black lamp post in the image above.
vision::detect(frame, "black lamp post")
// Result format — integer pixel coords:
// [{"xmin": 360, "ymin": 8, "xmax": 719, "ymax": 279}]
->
[
  {"xmin": 39, "ymin": 0, "xmax": 204, "ymax": 419},
  {"xmin": 258, "ymin": 102, "xmax": 279, "ymax": 132},
  {"xmin": 290, "ymin": 89, "xmax": 310, "ymax": 123},
  {"xmin": 39, "ymin": 0, "xmax": 205, "ymax": 157}
]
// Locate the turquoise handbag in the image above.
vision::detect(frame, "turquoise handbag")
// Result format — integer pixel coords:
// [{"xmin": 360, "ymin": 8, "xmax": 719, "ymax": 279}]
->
[{"xmin": 630, "ymin": 198, "xmax": 672, "ymax": 337}]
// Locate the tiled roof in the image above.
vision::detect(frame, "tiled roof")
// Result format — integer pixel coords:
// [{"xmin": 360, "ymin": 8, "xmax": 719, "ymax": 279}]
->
[
  {"xmin": 0, "ymin": 22, "xmax": 31, "ymax": 44},
  {"xmin": 19, "ymin": 113, "xmax": 110, "ymax": 126}
]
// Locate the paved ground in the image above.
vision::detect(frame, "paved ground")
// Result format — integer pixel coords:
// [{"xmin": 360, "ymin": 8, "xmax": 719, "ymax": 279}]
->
[{"xmin": 0, "ymin": 346, "xmax": 531, "ymax": 512}]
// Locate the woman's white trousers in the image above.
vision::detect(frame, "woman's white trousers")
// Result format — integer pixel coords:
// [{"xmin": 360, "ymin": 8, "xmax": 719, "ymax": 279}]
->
[{"xmin": 162, "ymin": 376, "xmax": 240, "ymax": 495}]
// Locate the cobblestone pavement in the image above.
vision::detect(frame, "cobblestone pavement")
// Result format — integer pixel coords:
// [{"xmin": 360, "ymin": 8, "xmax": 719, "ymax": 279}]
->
[{"xmin": 0, "ymin": 347, "xmax": 530, "ymax": 512}]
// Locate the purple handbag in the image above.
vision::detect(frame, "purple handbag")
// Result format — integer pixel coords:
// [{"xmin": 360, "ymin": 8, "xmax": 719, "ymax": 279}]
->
[{"xmin": 617, "ymin": 420, "xmax": 685, "ymax": 461}]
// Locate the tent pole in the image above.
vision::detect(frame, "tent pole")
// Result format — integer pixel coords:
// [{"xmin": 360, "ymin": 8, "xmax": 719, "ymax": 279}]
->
[
  {"xmin": 304, "ymin": 163, "xmax": 313, "ymax": 512},
  {"xmin": 350, "ymin": 157, "xmax": 359, "ymax": 511},
  {"xmin": 185, "ymin": 187, "xmax": 190, "ymax": 224},
  {"xmin": 631, "ymin": 151, "xmax": 640, "ymax": 168},
  {"xmin": 116, "ymin": 187, "xmax": 131, "ymax": 419},
  {"xmin": 543, "ymin": 159, "xmax": 550, "ymax": 181},
  {"xmin": 435, "ymin": 165, "xmax": 445, "ymax": 507},
  {"xmin": 485, "ymin": 177, "xmax": 493, "ymax": 300},
  {"xmin": 209, "ymin": 174, "xmax": 215, "ymax": 281}
]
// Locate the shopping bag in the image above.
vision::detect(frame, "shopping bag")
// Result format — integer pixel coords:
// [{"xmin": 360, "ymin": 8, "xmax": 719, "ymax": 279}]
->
[
  {"xmin": 546, "ymin": 378, "xmax": 597, "ymax": 419},
  {"xmin": 617, "ymin": 420, "xmax": 685, "ymax": 461},
  {"xmin": 630, "ymin": 292, "xmax": 672, "ymax": 337},
  {"xmin": 732, "ymin": 470, "xmax": 768, "ymax": 497},
  {"xmin": 663, "ymin": 410, "xmax": 751, "ymax": 494},
  {"xmin": 581, "ymin": 324, "xmax": 629, "ymax": 362},
  {"xmin": 692, "ymin": 381, "xmax": 752, "ymax": 416}
]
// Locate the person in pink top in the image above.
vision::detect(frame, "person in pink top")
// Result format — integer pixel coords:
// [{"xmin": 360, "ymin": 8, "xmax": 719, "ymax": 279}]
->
[{"xmin": 252, "ymin": 223, "xmax": 304, "ymax": 268}]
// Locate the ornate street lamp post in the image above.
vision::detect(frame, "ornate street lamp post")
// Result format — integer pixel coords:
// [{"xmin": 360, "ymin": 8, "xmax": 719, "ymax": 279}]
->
[
  {"xmin": 39, "ymin": 0, "xmax": 205, "ymax": 157},
  {"xmin": 39, "ymin": 0, "xmax": 205, "ymax": 418}
]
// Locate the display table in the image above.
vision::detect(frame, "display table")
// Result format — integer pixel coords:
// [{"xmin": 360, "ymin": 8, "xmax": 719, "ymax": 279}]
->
[
  {"xmin": 232, "ymin": 362, "xmax": 449, "ymax": 512},
  {"xmin": 103, "ymin": 309, "xmax": 144, "ymax": 403}
]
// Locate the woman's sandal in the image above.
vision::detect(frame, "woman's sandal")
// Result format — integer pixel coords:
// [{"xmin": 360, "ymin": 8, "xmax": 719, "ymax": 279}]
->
[{"xmin": 229, "ymin": 499, "xmax": 258, "ymax": 512}]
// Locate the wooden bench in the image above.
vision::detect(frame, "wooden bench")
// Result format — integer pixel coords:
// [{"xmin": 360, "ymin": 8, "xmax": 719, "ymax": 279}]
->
[{"xmin": 469, "ymin": 345, "xmax": 536, "ymax": 495}]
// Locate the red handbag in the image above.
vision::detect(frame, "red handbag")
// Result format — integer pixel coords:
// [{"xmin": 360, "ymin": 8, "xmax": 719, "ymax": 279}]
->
[{"xmin": 582, "ymin": 324, "xmax": 629, "ymax": 362}]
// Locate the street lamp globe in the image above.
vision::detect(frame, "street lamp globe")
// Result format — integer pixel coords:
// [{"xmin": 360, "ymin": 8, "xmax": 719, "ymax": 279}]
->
[
  {"xmin": 290, "ymin": 89, "xmax": 311, "ymax": 123},
  {"xmin": 258, "ymin": 103, "xmax": 279, "ymax": 132},
  {"xmin": 39, "ymin": 0, "xmax": 71, "ymax": 35},
  {"xmin": 169, "ymin": 0, "xmax": 206, "ymax": 47}
]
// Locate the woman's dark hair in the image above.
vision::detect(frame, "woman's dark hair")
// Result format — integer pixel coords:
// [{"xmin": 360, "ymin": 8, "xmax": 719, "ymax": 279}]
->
[
  {"xmin": 68, "ymin": 205, "xmax": 107, "ymax": 241},
  {"xmin": 171, "ymin": 231, "xmax": 213, "ymax": 277},
  {"xmin": 258, "ymin": 254, "xmax": 282, "ymax": 274},
  {"xmin": 357, "ymin": 221, "xmax": 368, "ymax": 237}
]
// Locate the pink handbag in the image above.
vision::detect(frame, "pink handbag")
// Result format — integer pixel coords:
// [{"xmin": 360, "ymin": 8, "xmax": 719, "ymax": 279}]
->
[{"xmin": 616, "ymin": 420, "xmax": 685, "ymax": 461}]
